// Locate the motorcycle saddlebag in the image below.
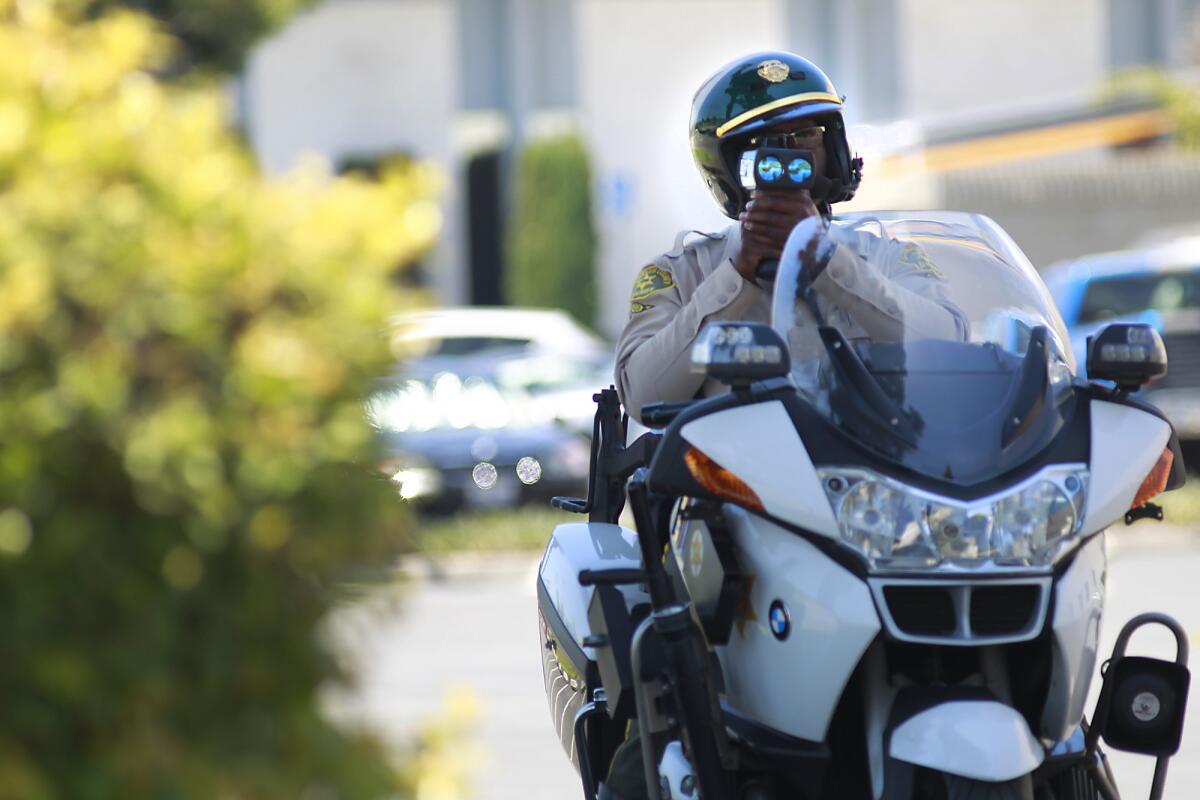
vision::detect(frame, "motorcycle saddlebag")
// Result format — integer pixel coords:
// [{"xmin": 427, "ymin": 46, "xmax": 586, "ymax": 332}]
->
[{"xmin": 536, "ymin": 521, "xmax": 647, "ymax": 767}]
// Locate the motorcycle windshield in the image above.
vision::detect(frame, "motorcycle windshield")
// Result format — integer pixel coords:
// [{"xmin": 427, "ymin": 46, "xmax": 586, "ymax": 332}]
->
[{"xmin": 772, "ymin": 211, "xmax": 1077, "ymax": 485}]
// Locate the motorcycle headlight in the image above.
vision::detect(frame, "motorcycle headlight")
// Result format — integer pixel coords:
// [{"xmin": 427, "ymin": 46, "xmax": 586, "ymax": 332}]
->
[
  {"xmin": 820, "ymin": 466, "xmax": 1088, "ymax": 571},
  {"xmin": 838, "ymin": 479, "xmax": 935, "ymax": 568},
  {"xmin": 992, "ymin": 476, "xmax": 1084, "ymax": 564}
]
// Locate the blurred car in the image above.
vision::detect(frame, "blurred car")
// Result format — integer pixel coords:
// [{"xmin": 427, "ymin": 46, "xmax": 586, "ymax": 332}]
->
[
  {"xmin": 389, "ymin": 307, "xmax": 613, "ymax": 435},
  {"xmin": 367, "ymin": 374, "xmax": 593, "ymax": 512},
  {"xmin": 389, "ymin": 306, "xmax": 609, "ymax": 369},
  {"xmin": 1043, "ymin": 236, "xmax": 1200, "ymax": 439},
  {"xmin": 368, "ymin": 308, "xmax": 613, "ymax": 511}
]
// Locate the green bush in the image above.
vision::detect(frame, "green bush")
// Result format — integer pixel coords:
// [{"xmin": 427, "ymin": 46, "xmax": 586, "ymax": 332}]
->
[
  {"xmin": 0, "ymin": 4, "xmax": 441, "ymax": 796},
  {"xmin": 505, "ymin": 133, "xmax": 598, "ymax": 328},
  {"xmin": 89, "ymin": 0, "xmax": 321, "ymax": 73},
  {"xmin": 1107, "ymin": 68, "xmax": 1200, "ymax": 150}
]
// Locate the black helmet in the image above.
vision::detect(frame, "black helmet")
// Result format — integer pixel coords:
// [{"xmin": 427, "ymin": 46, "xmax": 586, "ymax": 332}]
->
[{"xmin": 690, "ymin": 52, "xmax": 863, "ymax": 218}]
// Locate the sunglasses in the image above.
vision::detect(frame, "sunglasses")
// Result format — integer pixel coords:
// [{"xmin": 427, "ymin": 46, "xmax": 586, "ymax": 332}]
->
[{"xmin": 749, "ymin": 126, "xmax": 825, "ymax": 148}]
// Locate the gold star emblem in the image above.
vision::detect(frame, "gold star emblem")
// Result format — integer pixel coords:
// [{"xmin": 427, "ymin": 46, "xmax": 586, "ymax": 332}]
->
[
  {"xmin": 688, "ymin": 531, "xmax": 704, "ymax": 576},
  {"xmin": 733, "ymin": 574, "xmax": 757, "ymax": 638},
  {"xmin": 757, "ymin": 59, "xmax": 790, "ymax": 83}
]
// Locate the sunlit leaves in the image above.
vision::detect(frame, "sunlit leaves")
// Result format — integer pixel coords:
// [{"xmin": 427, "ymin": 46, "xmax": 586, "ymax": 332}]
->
[
  {"xmin": 0, "ymin": 3, "xmax": 439, "ymax": 796},
  {"xmin": 506, "ymin": 134, "xmax": 598, "ymax": 327},
  {"xmin": 1107, "ymin": 67, "xmax": 1200, "ymax": 151}
]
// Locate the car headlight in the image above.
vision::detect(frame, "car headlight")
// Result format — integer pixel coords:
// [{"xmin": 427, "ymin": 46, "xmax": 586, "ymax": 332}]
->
[
  {"xmin": 376, "ymin": 452, "xmax": 443, "ymax": 501},
  {"xmin": 819, "ymin": 465, "xmax": 1088, "ymax": 571}
]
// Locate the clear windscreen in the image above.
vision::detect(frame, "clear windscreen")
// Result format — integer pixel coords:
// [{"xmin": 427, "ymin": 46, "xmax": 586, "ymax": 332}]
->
[{"xmin": 771, "ymin": 212, "xmax": 1078, "ymax": 485}]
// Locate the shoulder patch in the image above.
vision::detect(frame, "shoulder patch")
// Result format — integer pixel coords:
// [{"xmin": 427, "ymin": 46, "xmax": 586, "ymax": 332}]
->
[
  {"xmin": 630, "ymin": 301, "xmax": 654, "ymax": 315},
  {"xmin": 900, "ymin": 243, "xmax": 943, "ymax": 279},
  {"xmin": 631, "ymin": 265, "xmax": 675, "ymax": 302}
]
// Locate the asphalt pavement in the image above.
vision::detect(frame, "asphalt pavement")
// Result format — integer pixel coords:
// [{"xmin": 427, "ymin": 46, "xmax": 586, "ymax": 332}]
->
[
  {"xmin": 1099, "ymin": 526, "xmax": 1200, "ymax": 800},
  {"xmin": 329, "ymin": 526, "xmax": 1200, "ymax": 800},
  {"xmin": 326, "ymin": 553, "xmax": 579, "ymax": 799}
]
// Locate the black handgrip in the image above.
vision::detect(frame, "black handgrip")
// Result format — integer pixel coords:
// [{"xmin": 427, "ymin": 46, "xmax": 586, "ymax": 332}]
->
[
  {"xmin": 578, "ymin": 568, "xmax": 647, "ymax": 587},
  {"xmin": 552, "ymin": 496, "xmax": 588, "ymax": 513},
  {"xmin": 641, "ymin": 401, "xmax": 693, "ymax": 427},
  {"xmin": 755, "ymin": 258, "xmax": 779, "ymax": 282}
]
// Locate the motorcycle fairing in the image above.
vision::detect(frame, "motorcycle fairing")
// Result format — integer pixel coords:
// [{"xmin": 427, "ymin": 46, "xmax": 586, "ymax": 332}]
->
[
  {"xmin": 715, "ymin": 505, "xmax": 880, "ymax": 742},
  {"xmin": 539, "ymin": 522, "xmax": 647, "ymax": 662},
  {"xmin": 678, "ymin": 399, "xmax": 839, "ymax": 539},
  {"xmin": 888, "ymin": 699, "xmax": 1044, "ymax": 782},
  {"xmin": 776, "ymin": 388, "xmax": 1092, "ymax": 505},
  {"xmin": 1040, "ymin": 533, "xmax": 1106, "ymax": 742},
  {"xmin": 1082, "ymin": 399, "xmax": 1171, "ymax": 535},
  {"xmin": 867, "ymin": 575, "xmax": 1053, "ymax": 645},
  {"xmin": 537, "ymin": 522, "xmax": 649, "ymax": 765},
  {"xmin": 775, "ymin": 212, "xmax": 1084, "ymax": 489}
]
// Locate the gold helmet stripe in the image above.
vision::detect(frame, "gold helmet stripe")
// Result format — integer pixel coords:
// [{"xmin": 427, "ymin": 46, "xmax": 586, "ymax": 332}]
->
[{"xmin": 716, "ymin": 91, "xmax": 843, "ymax": 138}]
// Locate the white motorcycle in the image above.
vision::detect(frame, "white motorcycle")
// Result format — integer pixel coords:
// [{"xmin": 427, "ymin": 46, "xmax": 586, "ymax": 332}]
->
[{"xmin": 538, "ymin": 212, "xmax": 1190, "ymax": 800}]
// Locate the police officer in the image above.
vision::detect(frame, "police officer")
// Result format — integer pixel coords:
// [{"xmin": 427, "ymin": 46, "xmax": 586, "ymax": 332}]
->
[
  {"xmin": 601, "ymin": 53, "xmax": 969, "ymax": 800},
  {"xmin": 615, "ymin": 52, "xmax": 965, "ymax": 424}
]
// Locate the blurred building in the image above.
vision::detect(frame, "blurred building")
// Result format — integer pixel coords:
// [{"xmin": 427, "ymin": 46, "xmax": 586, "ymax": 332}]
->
[{"xmin": 243, "ymin": 0, "xmax": 1200, "ymax": 337}]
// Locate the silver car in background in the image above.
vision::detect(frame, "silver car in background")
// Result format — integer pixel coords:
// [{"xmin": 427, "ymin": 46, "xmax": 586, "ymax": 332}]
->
[
  {"xmin": 1044, "ymin": 236, "xmax": 1200, "ymax": 441},
  {"xmin": 369, "ymin": 308, "xmax": 613, "ymax": 511}
]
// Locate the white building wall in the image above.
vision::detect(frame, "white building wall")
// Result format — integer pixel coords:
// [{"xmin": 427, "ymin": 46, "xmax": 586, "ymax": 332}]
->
[
  {"xmin": 899, "ymin": 0, "xmax": 1107, "ymax": 119},
  {"xmin": 241, "ymin": 0, "xmax": 1123, "ymax": 329},
  {"xmin": 575, "ymin": 0, "xmax": 787, "ymax": 338},
  {"xmin": 244, "ymin": 0, "xmax": 464, "ymax": 304}
]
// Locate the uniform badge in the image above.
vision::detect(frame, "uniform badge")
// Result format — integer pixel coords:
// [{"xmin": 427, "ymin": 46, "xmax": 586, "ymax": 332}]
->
[
  {"xmin": 734, "ymin": 575, "xmax": 758, "ymax": 638},
  {"xmin": 688, "ymin": 530, "xmax": 704, "ymax": 577},
  {"xmin": 630, "ymin": 301, "xmax": 653, "ymax": 315},
  {"xmin": 900, "ymin": 243, "xmax": 944, "ymax": 280},
  {"xmin": 631, "ymin": 264, "xmax": 675, "ymax": 304},
  {"xmin": 757, "ymin": 59, "xmax": 790, "ymax": 83}
]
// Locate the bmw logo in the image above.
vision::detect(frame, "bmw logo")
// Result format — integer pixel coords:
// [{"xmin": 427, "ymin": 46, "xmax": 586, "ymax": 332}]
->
[{"xmin": 768, "ymin": 600, "xmax": 790, "ymax": 641}]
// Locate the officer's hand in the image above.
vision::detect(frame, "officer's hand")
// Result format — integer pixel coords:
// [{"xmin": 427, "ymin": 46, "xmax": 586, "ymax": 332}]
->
[{"xmin": 733, "ymin": 189, "xmax": 821, "ymax": 282}]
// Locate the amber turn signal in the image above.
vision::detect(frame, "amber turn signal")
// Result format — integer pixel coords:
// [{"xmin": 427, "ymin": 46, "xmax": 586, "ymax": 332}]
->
[
  {"xmin": 684, "ymin": 446, "xmax": 764, "ymax": 512},
  {"xmin": 1131, "ymin": 447, "xmax": 1174, "ymax": 509}
]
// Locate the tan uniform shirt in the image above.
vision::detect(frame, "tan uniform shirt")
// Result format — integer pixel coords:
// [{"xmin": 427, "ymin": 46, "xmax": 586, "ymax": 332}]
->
[{"xmin": 615, "ymin": 222, "xmax": 967, "ymax": 422}]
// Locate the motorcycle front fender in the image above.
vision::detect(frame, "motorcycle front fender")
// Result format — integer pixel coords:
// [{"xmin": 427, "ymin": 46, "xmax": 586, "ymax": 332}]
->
[{"xmin": 888, "ymin": 700, "xmax": 1044, "ymax": 783}]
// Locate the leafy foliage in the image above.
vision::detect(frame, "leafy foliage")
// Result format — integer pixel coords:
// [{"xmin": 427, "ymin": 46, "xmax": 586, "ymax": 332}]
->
[
  {"xmin": 89, "ymin": 0, "xmax": 320, "ymax": 73},
  {"xmin": 1107, "ymin": 68, "xmax": 1200, "ymax": 150},
  {"xmin": 0, "ymin": 3, "xmax": 441, "ymax": 796},
  {"xmin": 505, "ymin": 134, "xmax": 598, "ymax": 328}
]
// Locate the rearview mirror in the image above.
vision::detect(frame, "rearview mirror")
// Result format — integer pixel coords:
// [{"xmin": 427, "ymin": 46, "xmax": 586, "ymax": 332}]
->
[
  {"xmin": 1086, "ymin": 323, "xmax": 1167, "ymax": 391},
  {"xmin": 690, "ymin": 322, "xmax": 789, "ymax": 387}
]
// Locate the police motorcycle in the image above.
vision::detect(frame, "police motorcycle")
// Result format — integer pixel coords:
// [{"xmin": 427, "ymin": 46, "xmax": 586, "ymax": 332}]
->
[{"xmin": 537, "ymin": 210, "xmax": 1190, "ymax": 800}]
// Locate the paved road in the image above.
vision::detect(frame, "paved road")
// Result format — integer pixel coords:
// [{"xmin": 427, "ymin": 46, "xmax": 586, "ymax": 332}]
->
[
  {"xmin": 332, "ymin": 529, "xmax": 1200, "ymax": 799},
  {"xmin": 327, "ymin": 556, "xmax": 580, "ymax": 799},
  {"xmin": 1099, "ymin": 529, "xmax": 1200, "ymax": 800}
]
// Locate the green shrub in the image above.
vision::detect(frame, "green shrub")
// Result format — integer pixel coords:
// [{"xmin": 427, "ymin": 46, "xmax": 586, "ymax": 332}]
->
[
  {"xmin": 0, "ymin": 4, "xmax": 440, "ymax": 796},
  {"xmin": 88, "ymin": 0, "xmax": 321, "ymax": 73},
  {"xmin": 1106, "ymin": 68, "xmax": 1200, "ymax": 150},
  {"xmin": 506, "ymin": 133, "xmax": 598, "ymax": 328}
]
